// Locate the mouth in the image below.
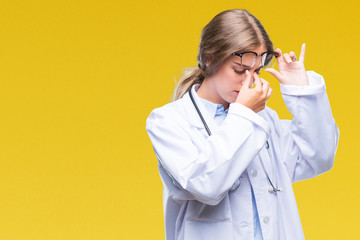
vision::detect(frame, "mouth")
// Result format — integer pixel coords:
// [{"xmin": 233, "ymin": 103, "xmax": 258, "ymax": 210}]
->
[{"xmin": 235, "ymin": 90, "xmax": 239, "ymax": 95}]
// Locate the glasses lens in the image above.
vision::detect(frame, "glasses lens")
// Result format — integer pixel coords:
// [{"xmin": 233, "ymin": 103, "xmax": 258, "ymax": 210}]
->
[
  {"xmin": 241, "ymin": 52, "xmax": 257, "ymax": 69},
  {"xmin": 262, "ymin": 52, "xmax": 277, "ymax": 68}
]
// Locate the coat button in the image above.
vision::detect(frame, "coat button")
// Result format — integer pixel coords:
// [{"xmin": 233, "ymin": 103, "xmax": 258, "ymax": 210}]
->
[
  {"xmin": 250, "ymin": 169, "xmax": 257, "ymax": 177},
  {"xmin": 263, "ymin": 217, "xmax": 270, "ymax": 224}
]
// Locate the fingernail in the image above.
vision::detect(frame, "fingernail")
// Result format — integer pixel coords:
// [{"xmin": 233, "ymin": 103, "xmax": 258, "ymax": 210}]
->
[{"xmin": 246, "ymin": 70, "xmax": 249, "ymax": 75}]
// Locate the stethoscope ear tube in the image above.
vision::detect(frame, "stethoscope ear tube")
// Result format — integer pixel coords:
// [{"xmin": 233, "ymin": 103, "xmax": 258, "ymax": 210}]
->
[{"xmin": 189, "ymin": 88, "xmax": 212, "ymax": 136}]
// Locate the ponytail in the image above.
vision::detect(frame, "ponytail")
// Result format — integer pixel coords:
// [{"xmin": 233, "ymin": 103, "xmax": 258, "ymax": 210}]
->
[{"xmin": 172, "ymin": 66, "xmax": 205, "ymax": 101}]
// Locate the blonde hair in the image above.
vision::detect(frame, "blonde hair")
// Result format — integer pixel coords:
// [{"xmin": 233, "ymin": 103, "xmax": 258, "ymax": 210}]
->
[{"xmin": 172, "ymin": 9, "xmax": 274, "ymax": 101}]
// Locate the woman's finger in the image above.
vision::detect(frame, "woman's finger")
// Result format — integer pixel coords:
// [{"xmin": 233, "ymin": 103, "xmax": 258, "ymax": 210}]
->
[
  {"xmin": 253, "ymin": 72, "xmax": 263, "ymax": 89},
  {"xmin": 289, "ymin": 51, "xmax": 297, "ymax": 61},
  {"xmin": 283, "ymin": 53, "xmax": 292, "ymax": 63},
  {"xmin": 244, "ymin": 70, "xmax": 253, "ymax": 88},
  {"xmin": 275, "ymin": 48, "xmax": 284, "ymax": 64},
  {"xmin": 266, "ymin": 87, "xmax": 273, "ymax": 99},
  {"xmin": 299, "ymin": 43, "xmax": 306, "ymax": 63},
  {"xmin": 260, "ymin": 78, "xmax": 270, "ymax": 94},
  {"xmin": 264, "ymin": 68, "xmax": 284, "ymax": 84}
]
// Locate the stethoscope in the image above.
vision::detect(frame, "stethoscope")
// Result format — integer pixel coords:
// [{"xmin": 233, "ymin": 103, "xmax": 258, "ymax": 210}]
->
[{"xmin": 189, "ymin": 88, "xmax": 282, "ymax": 193}]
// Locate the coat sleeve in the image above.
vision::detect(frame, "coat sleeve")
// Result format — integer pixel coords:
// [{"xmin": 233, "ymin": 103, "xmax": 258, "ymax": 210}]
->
[
  {"xmin": 271, "ymin": 71, "xmax": 340, "ymax": 183},
  {"xmin": 146, "ymin": 102, "xmax": 270, "ymax": 205}
]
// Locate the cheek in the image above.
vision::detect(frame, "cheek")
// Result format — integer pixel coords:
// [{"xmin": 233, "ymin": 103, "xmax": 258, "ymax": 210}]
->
[
  {"xmin": 215, "ymin": 67, "xmax": 246, "ymax": 91},
  {"xmin": 227, "ymin": 71, "xmax": 246, "ymax": 86}
]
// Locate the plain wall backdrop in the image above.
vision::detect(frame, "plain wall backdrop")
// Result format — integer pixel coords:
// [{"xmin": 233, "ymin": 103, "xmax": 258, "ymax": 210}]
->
[{"xmin": 0, "ymin": 0, "xmax": 358, "ymax": 239}]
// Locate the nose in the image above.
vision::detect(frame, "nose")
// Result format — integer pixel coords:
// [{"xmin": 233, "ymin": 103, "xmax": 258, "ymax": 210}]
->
[{"xmin": 247, "ymin": 69, "xmax": 258, "ymax": 78}]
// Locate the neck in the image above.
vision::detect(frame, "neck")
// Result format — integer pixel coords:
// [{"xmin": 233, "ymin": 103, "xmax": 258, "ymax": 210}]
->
[{"xmin": 197, "ymin": 78, "xmax": 229, "ymax": 110}]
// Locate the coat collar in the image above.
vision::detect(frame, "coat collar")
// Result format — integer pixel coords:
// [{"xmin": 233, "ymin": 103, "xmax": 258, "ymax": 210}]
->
[{"xmin": 181, "ymin": 84, "xmax": 218, "ymax": 131}]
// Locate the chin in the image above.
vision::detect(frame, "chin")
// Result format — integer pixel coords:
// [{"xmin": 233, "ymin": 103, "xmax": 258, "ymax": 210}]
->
[{"xmin": 226, "ymin": 96, "xmax": 237, "ymax": 104}]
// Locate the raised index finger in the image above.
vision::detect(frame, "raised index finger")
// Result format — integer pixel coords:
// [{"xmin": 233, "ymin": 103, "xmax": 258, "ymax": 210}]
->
[{"xmin": 299, "ymin": 43, "xmax": 306, "ymax": 63}]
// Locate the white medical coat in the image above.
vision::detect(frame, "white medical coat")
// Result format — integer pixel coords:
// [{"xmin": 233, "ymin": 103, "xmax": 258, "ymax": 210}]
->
[{"xmin": 146, "ymin": 71, "xmax": 339, "ymax": 240}]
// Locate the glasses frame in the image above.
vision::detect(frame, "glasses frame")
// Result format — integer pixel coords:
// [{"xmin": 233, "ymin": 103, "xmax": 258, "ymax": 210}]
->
[{"xmin": 231, "ymin": 51, "xmax": 279, "ymax": 69}]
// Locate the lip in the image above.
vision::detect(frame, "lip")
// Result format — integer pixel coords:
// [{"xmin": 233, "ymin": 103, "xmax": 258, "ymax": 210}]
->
[{"xmin": 235, "ymin": 90, "xmax": 239, "ymax": 95}]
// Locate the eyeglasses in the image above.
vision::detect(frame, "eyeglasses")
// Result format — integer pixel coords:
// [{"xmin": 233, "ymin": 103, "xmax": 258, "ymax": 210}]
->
[{"xmin": 231, "ymin": 51, "xmax": 279, "ymax": 69}]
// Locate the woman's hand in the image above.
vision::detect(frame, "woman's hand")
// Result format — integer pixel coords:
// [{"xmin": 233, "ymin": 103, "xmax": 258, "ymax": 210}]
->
[
  {"xmin": 236, "ymin": 71, "xmax": 272, "ymax": 113},
  {"xmin": 265, "ymin": 43, "xmax": 309, "ymax": 86}
]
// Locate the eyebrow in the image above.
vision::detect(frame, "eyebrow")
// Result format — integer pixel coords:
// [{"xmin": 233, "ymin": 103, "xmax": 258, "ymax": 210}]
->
[{"xmin": 233, "ymin": 62, "xmax": 262, "ymax": 71}]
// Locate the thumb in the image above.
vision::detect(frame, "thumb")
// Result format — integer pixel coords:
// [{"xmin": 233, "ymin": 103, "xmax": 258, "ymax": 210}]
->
[
  {"xmin": 243, "ymin": 70, "xmax": 252, "ymax": 88},
  {"xmin": 264, "ymin": 68, "xmax": 284, "ymax": 84}
]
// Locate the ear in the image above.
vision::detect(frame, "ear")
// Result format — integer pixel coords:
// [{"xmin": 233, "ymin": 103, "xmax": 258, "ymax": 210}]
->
[{"xmin": 205, "ymin": 54, "xmax": 214, "ymax": 67}]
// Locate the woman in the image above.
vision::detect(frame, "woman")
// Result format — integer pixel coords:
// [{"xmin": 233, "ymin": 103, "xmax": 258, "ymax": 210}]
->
[{"xmin": 146, "ymin": 9, "xmax": 339, "ymax": 240}]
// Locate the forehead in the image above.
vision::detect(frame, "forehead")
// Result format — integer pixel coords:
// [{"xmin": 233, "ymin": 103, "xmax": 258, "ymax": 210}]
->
[
  {"xmin": 252, "ymin": 45, "xmax": 267, "ymax": 53},
  {"xmin": 237, "ymin": 45, "xmax": 268, "ymax": 54}
]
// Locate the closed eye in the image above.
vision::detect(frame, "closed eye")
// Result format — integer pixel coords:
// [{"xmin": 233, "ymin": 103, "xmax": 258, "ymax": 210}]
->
[
  {"xmin": 234, "ymin": 68, "xmax": 262, "ymax": 75},
  {"xmin": 234, "ymin": 69, "xmax": 246, "ymax": 74}
]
